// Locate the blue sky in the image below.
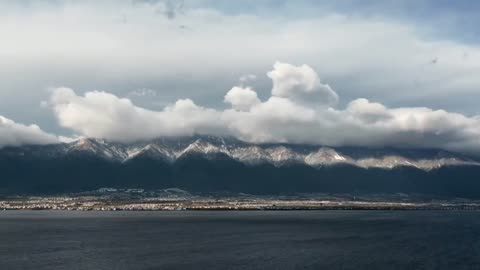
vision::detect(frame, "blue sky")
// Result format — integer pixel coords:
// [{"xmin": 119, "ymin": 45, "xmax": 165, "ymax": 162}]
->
[{"xmin": 1, "ymin": 0, "xmax": 480, "ymax": 153}]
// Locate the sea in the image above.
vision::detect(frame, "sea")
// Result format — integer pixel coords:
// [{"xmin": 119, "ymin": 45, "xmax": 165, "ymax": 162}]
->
[{"xmin": 1, "ymin": 210, "xmax": 480, "ymax": 270}]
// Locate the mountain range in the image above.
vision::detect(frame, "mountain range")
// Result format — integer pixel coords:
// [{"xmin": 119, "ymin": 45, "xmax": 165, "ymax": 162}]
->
[{"xmin": 1, "ymin": 136, "xmax": 480, "ymax": 198}]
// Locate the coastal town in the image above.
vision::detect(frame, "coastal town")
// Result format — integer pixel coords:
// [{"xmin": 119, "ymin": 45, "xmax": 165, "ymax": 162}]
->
[{"xmin": 2, "ymin": 188, "xmax": 480, "ymax": 211}]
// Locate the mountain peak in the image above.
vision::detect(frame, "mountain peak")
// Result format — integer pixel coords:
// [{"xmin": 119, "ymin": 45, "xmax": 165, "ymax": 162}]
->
[
  {"xmin": 3, "ymin": 135, "xmax": 479, "ymax": 171},
  {"xmin": 267, "ymin": 146, "xmax": 303, "ymax": 166},
  {"xmin": 125, "ymin": 144, "xmax": 174, "ymax": 162},
  {"xmin": 67, "ymin": 138, "xmax": 126, "ymax": 160},
  {"xmin": 305, "ymin": 147, "xmax": 351, "ymax": 166},
  {"xmin": 178, "ymin": 138, "xmax": 229, "ymax": 158}
]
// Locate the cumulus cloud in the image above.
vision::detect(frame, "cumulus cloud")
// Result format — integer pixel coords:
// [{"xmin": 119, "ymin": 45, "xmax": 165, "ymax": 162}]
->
[
  {"xmin": 267, "ymin": 62, "xmax": 339, "ymax": 107},
  {"xmin": 3, "ymin": 0, "xmax": 480, "ymax": 125},
  {"xmin": 0, "ymin": 116, "xmax": 59, "ymax": 148},
  {"xmin": 50, "ymin": 87, "xmax": 225, "ymax": 142},
  {"xmin": 47, "ymin": 62, "xmax": 480, "ymax": 154},
  {"xmin": 224, "ymin": 86, "xmax": 261, "ymax": 111},
  {"xmin": 1, "ymin": 2, "xmax": 480, "ymax": 154}
]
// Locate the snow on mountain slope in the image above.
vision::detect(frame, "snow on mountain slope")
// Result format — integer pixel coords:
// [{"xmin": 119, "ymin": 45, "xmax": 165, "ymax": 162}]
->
[
  {"xmin": 357, "ymin": 156, "xmax": 417, "ymax": 169},
  {"xmin": 3, "ymin": 136, "xmax": 480, "ymax": 171},
  {"xmin": 231, "ymin": 146, "xmax": 303, "ymax": 166},
  {"xmin": 124, "ymin": 144, "xmax": 175, "ymax": 163},
  {"xmin": 305, "ymin": 147, "xmax": 353, "ymax": 166},
  {"xmin": 67, "ymin": 138, "xmax": 127, "ymax": 161},
  {"xmin": 266, "ymin": 146, "xmax": 304, "ymax": 166},
  {"xmin": 231, "ymin": 146, "xmax": 271, "ymax": 165},
  {"xmin": 176, "ymin": 139, "xmax": 230, "ymax": 159},
  {"xmin": 415, "ymin": 158, "xmax": 479, "ymax": 171}
]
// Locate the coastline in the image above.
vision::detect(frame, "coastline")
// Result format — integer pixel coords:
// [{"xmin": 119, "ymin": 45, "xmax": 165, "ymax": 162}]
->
[{"xmin": 2, "ymin": 195, "xmax": 480, "ymax": 211}]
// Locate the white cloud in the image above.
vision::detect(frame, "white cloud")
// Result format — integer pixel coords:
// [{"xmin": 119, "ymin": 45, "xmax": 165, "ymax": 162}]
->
[
  {"xmin": 2, "ymin": 1, "xmax": 480, "ymax": 118},
  {"xmin": 50, "ymin": 87, "xmax": 225, "ymax": 142},
  {"xmin": 0, "ymin": 115, "xmax": 59, "ymax": 148},
  {"xmin": 224, "ymin": 86, "xmax": 261, "ymax": 111},
  {"xmin": 267, "ymin": 62, "xmax": 339, "ymax": 107},
  {"xmin": 0, "ymin": 3, "xmax": 479, "ymax": 153},
  {"xmin": 48, "ymin": 63, "xmax": 480, "ymax": 154}
]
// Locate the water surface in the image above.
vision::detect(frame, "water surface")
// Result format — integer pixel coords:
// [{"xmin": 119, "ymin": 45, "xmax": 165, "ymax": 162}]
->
[{"xmin": 1, "ymin": 210, "xmax": 480, "ymax": 270}]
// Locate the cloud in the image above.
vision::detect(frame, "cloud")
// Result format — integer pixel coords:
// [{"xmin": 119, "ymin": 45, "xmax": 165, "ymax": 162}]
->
[
  {"xmin": 0, "ymin": 2, "xmax": 479, "ymax": 155},
  {"xmin": 134, "ymin": 0, "xmax": 184, "ymax": 20},
  {"xmin": 239, "ymin": 74, "xmax": 257, "ymax": 85},
  {"xmin": 2, "ymin": 0, "xmax": 480, "ymax": 129},
  {"xmin": 50, "ymin": 87, "xmax": 224, "ymax": 142},
  {"xmin": 0, "ymin": 116, "xmax": 59, "ymax": 148},
  {"xmin": 156, "ymin": 0, "xmax": 184, "ymax": 20},
  {"xmin": 40, "ymin": 100, "xmax": 49, "ymax": 108},
  {"xmin": 48, "ymin": 62, "xmax": 480, "ymax": 154},
  {"xmin": 127, "ymin": 88, "xmax": 157, "ymax": 97},
  {"xmin": 267, "ymin": 62, "xmax": 339, "ymax": 107},
  {"xmin": 224, "ymin": 86, "xmax": 260, "ymax": 111}
]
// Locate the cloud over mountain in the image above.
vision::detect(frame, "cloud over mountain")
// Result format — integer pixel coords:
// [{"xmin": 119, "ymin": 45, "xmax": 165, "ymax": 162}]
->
[
  {"xmin": 50, "ymin": 87, "xmax": 223, "ymax": 142},
  {"xmin": 2, "ymin": 0, "xmax": 480, "ymax": 135},
  {"xmin": 0, "ymin": 116, "xmax": 59, "ymax": 148},
  {"xmin": 47, "ymin": 62, "xmax": 480, "ymax": 154}
]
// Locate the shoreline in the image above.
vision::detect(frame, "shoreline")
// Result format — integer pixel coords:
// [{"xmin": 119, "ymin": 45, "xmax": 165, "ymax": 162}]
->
[{"xmin": 3, "ymin": 200, "xmax": 480, "ymax": 211}]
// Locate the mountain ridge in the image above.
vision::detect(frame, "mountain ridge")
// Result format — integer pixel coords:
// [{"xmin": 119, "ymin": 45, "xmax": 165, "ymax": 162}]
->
[
  {"xmin": 1, "ymin": 136, "xmax": 478, "ymax": 171},
  {"xmin": 2, "ymin": 136, "xmax": 480, "ymax": 197}
]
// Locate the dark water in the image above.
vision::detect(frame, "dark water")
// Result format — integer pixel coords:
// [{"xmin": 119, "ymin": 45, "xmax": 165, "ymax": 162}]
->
[{"xmin": 1, "ymin": 211, "xmax": 480, "ymax": 270}]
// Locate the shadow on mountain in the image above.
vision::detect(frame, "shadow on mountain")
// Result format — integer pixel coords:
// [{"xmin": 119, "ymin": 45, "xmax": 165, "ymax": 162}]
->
[{"xmin": 2, "ymin": 152, "xmax": 480, "ymax": 199}]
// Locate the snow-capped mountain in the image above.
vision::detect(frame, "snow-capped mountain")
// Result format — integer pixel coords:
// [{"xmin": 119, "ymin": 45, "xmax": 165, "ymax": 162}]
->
[
  {"xmin": 2, "ymin": 136, "xmax": 478, "ymax": 171},
  {"xmin": 177, "ymin": 139, "xmax": 229, "ymax": 159},
  {"xmin": 231, "ymin": 146, "xmax": 271, "ymax": 165},
  {"xmin": 304, "ymin": 147, "xmax": 354, "ymax": 166},
  {"xmin": 3, "ymin": 135, "xmax": 480, "ymax": 197},
  {"xmin": 68, "ymin": 138, "xmax": 128, "ymax": 161},
  {"xmin": 266, "ymin": 146, "xmax": 305, "ymax": 166},
  {"xmin": 124, "ymin": 144, "xmax": 175, "ymax": 163}
]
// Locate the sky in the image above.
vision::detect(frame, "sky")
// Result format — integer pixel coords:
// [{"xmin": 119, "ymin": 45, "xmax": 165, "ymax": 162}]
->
[{"xmin": 1, "ymin": 0, "xmax": 480, "ymax": 154}]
